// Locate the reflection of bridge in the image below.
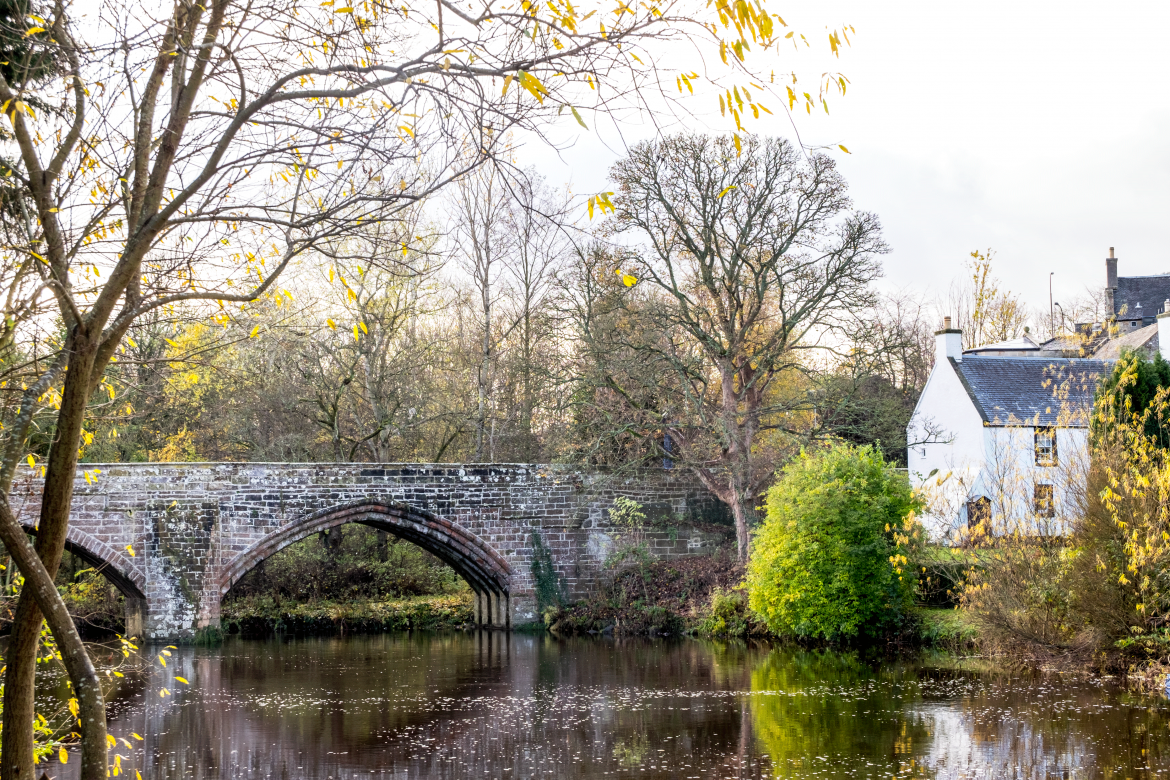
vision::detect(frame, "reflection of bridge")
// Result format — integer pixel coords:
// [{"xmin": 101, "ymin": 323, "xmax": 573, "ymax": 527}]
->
[{"xmin": 11, "ymin": 463, "xmax": 728, "ymax": 639}]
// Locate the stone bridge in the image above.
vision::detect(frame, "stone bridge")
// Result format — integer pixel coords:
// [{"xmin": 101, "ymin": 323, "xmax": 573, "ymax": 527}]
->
[{"xmin": 9, "ymin": 463, "xmax": 729, "ymax": 640}]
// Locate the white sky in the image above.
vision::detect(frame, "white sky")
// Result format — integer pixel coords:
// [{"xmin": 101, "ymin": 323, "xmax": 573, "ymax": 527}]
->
[{"xmin": 523, "ymin": 0, "xmax": 1170, "ymax": 316}]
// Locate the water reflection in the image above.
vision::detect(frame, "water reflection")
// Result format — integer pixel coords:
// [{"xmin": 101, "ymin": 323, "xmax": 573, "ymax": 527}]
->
[{"xmin": 45, "ymin": 634, "xmax": 1170, "ymax": 779}]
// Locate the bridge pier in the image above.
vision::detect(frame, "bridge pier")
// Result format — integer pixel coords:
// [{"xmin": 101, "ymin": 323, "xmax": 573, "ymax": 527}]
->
[
  {"xmin": 125, "ymin": 597, "xmax": 146, "ymax": 640},
  {"xmin": 473, "ymin": 590, "xmax": 511, "ymax": 629}
]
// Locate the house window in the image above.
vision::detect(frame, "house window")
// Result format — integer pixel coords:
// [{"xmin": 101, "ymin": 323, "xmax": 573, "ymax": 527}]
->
[
  {"xmin": 1034, "ymin": 427, "xmax": 1057, "ymax": 466},
  {"xmin": 967, "ymin": 496, "xmax": 990, "ymax": 529},
  {"xmin": 1034, "ymin": 484, "xmax": 1055, "ymax": 517}
]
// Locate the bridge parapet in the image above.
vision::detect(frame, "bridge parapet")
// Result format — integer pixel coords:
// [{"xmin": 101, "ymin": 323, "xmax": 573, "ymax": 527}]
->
[{"xmin": 10, "ymin": 462, "xmax": 729, "ymax": 639}]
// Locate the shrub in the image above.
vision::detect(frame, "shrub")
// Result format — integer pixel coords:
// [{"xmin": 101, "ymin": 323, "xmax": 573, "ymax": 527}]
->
[
  {"xmin": 747, "ymin": 443, "xmax": 923, "ymax": 641},
  {"xmin": 697, "ymin": 587, "xmax": 754, "ymax": 638}
]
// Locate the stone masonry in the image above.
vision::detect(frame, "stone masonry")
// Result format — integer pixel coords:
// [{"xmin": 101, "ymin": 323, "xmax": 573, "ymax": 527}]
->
[{"xmin": 9, "ymin": 463, "xmax": 731, "ymax": 640}]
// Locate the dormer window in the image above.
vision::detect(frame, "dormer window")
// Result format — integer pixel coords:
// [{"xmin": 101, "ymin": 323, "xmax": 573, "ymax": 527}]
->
[{"xmin": 1035, "ymin": 427, "xmax": 1057, "ymax": 466}]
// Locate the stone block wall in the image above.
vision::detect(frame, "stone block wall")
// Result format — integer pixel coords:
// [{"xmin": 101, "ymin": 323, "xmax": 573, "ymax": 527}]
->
[{"xmin": 9, "ymin": 462, "xmax": 729, "ymax": 639}]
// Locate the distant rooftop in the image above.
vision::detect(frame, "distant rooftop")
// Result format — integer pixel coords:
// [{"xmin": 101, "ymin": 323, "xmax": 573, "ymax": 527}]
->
[
  {"xmin": 1093, "ymin": 322, "xmax": 1159, "ymax": 360},
  {"xmin": 1116, "ymin": 275, "xmax": 1170, "ymax": 323},
  {"xmin": 964, "ymin": 335, "xmax": 1040, "ymax": 354}
]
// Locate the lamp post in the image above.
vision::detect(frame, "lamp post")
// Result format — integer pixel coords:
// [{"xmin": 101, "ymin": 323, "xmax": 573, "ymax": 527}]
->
[{"xmin": 1053, "ymin": 271, "xmax": 1062, "ymax": 339}]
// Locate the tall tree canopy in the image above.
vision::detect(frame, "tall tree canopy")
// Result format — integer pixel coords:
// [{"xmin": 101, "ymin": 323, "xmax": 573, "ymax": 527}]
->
[{"xmin": 572, "ymin": 133, "xmax": 887, "ymax": 561}]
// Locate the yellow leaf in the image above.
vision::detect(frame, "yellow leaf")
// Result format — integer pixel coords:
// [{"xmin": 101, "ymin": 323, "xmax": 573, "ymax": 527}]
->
[
  {"xmin": 249, "ymin": 325, "xmax": 260, "ymax": 338},
  {"xmin": 502, "ymin": 73, "xmax": 514, "ymax": 95},
  {"xmin": 159, "ymin": 688, "xmax": 169, "ymax": 697},
  {"xmin": 125, "ymin": 544, "xmax": 135, "ymax": 557},
  {"xmin": 517, "ymin": 70, "xmax": 548, "ymax": 103},
  {"xmin": 26, "ymin": 454, "xmax": 34, "ymax": 468},
  {"xmin": 165, "ymin": 338, "xmax": 179, "ymax": 348},
  {"xmin": 175, "ymin": 676, "xmax": 190, "ymax": 684},
  {"xmin": 398, "ymin": 125, "xmax": 414, "ymax": 138},
  {"xmin": 733, "ymin": 134, "xmax": 742, "ymax": 154},
  {"xmin": 59, "ymin": 748, "xmax": 68, "ymax": 764},
  {"xmin": 358, "ymin": 322, "xmax": 368, "ymax": 334},
  {"xmin": 717, "ymin": 185, "xmax": 737, "ymax": 198},
  {"xmin": 622, "ymin": 274, "xmax": 637, "ymax": 287},
  {"xmin": 68, "ymin": 698, "xmax": 79, "ymax": 718},
  {"xmin": 126, "ymin": 336, "xmax": 137, "ymax": 348},
  {"xmin": 327, "ymin": 318, "xmax": 337, "ymax": 330},
  {"xmin": 838, "ymin": 144, "xmax": 851, "ymax": 154},
  {"xmin": 334, "ymin": 6, "xmax": 354, "ymax": 11},
  {"xmin": 353, "ymin": 325, "xmax": 360, "ymax": 340},
  {"xmin": 107, "ymin": 735, "xmax": 116, "ymax": 748},
  {"xmin": 24, "ymin": 26, "xmax": 44, "ymax": 35},
  {"xmin": 132, "ymin": 734, "xmax": 143, "ymax": 741}
]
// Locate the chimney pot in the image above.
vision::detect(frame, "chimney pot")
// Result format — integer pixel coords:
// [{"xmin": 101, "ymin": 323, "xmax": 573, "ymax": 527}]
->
[
  {"xmin": 1110, "ymin": 247, "xmax": 1115, "ymax": 259},
  {"xmin": 943, "ymin": 315, "xmax": 952, "ymax": 330}
]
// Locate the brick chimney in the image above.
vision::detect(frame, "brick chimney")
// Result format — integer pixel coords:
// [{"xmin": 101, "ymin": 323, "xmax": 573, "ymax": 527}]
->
[
  {"xmin": 1105, "ymin": 247, "xmax": 1118, "ymax": 317},
  {"xmin": 936, "ymin": 316, "xmax": 963, "ymax": 364}
]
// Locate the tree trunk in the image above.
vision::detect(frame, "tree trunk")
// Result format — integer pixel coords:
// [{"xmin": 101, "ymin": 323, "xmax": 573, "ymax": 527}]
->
[
  {"xmin": 1, "ymin": 598, "xmax": 42, "ymax": 780},
  {"xmin": 0, "ymin": 498, "xmax": 108, "ymax": 780},
  {"xmin": 729, "ymin": 487, "xmax": 752, "ymax": 564},
  {"xmin": 475, "ymin": 299, "xmax": 491, "ymax": 462},
  {"xmin": 1, "ymin": 330, "xmax": 107, "ymax": 780}
]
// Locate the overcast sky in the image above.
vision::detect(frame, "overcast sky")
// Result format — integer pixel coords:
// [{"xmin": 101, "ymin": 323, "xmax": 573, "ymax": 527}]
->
[{"xmin": 525, "ymin": 0, "xmax": 1170, "ymax": 318}]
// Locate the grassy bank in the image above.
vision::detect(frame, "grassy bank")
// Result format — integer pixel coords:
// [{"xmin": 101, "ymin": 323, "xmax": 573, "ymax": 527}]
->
[
  {"xmin": 222, "ymin": 593, "xmax": 475, "ymax": 637},
  {"xmin": 913, "ymin": 608, "xmax": 979, "ymax": 650}
]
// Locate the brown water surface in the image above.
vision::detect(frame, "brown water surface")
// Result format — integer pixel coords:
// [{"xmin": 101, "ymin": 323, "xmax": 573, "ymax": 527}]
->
[{"xmin": 45, "ymin": 633, "xmax": 1170, "ymax": 779}]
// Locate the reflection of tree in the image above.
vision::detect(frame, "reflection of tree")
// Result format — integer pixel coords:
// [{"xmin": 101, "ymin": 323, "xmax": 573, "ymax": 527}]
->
[{"xmin": 750, "ymin": 648, "xmax": 937, "ymax": 779}]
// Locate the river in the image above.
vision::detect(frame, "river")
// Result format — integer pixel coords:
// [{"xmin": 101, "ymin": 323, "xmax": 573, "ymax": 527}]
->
[{"xmin": 45, "ymin": 632, "xmax": 1170, "ymax": 779}]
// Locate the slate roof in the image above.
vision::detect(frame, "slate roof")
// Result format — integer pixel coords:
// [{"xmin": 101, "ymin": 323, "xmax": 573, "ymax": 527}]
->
[
  {"xmin": 1116, "ymin": 275, "xmax": 1170, "ymax": 322},
  {"xmin": 949, "ymin": 356, "xmax": 1112, "ymax": 427},
  {"xmin": 1093, "ymin": 322, "xmax": 1159, "ymax": 360}
]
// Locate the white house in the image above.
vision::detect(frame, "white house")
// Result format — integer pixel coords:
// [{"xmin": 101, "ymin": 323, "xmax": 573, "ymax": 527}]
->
[
  {"xmin": 908, "ymin": 249, "xmax": 1170, "ymax": 539},
  {"xmin": 907, "ymin": 318, "xmax": 1110, "ymax": 539}
]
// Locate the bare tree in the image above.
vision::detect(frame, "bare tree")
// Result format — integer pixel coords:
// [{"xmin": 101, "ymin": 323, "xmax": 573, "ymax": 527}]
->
[
  {"xmin": 574, "ymin": 134, "xmax": 887, "ymax": 561},
  {"xmin": 944, "ymin": 250, "xmax": 1031, "ymax": 348},
  {"xmin": 451, "ymin": 163, "xmax": 516, "ymax": 461},
  {"xmin": 501, "ymin": 172, "xmax": 571, "ymax": 460},
  {"xmin": 0, "ymin": 0, "xmax": 794, "ymax": 772}
]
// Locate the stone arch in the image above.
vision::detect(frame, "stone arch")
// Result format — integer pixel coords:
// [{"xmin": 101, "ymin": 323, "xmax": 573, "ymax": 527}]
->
[
  {"xmin": 19, "ymin": 522, "xmax": 147, "ymax": 601},
  {"xmin": 216, "ymin": 500, "xmax": 513, "ymax": 625}
]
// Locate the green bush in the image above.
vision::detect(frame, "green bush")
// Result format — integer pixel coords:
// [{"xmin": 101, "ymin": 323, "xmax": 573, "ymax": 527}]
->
[
  {"xmin": 697, "ymin": 587, "xmax": 754, "ymax": 639},
  {"xmin": 746, "ymin": 444, "xmax": 923, "ymax": 642}
]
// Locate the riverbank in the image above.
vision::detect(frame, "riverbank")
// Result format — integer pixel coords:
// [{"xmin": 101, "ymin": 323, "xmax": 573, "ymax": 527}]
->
[
  {"xmin": 222, "ymin": 593, "xmax": 475, "ymax": 636},
  {"xmin": 545, "ymin": 553, "xmax": 762, "ymax": 637},
  {"xmin": 543, "ymin": 552, "xmax": 987, "ymax": 650}
]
